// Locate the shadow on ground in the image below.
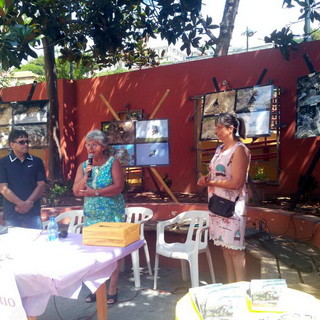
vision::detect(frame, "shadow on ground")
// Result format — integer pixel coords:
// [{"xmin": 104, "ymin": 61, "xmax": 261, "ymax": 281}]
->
[{"xmin": 37, "ymin": 266, "xmax": 213, "ymax": 320}]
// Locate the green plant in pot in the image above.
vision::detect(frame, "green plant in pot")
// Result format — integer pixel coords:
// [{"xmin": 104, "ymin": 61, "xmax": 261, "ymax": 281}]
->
[
  {"xmin": 43, "ymin": 181, "xmax": 69, "ymax": 207},
  {"xmin": 252, "ymin": 167, "xmax": 267, "ymax": 183}
]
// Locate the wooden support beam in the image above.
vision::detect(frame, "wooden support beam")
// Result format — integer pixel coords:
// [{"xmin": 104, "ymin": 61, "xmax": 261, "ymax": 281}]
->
[
  {"xmin": 149, "ymin": 89, "xmax": 170, "ymax": 119},
  {"xmin": 99, "ymin": 93, "xmax": 121, "ymax": 121},
  {"xmin": 303, "ymin": 53, "xmax": 316, "ymax": 74},
  {"xmin": 27, "ymin": 81, "xmax": 37, "ymax": 101},
  {"xmin": 150, "ymin": 167, "xmax": 179, "ymax": 203},
  {"xmin": 256, "ymin": 69, "xmax": 268, "ymax": 86},
  {"xmin": 147, "ymin": 89, "xmax": 179, "ymax": 203},
  {"xmin": 212, "ymin": 77, "xmax": 220, "ymax": 92},
  {"xmin": 99, "ymin": 89, "xmax": 178, "ymax": 203}
]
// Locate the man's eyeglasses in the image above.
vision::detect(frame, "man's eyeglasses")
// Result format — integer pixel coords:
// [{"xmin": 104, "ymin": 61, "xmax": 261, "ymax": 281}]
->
[{"xmin": 14, "ymin": 140, "xmax": 30, "ymax": 145}]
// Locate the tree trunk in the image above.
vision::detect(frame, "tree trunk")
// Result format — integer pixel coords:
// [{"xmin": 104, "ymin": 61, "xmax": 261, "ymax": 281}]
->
[
  {"xmin": 42, "ymin": 37, "xmax": 62, "ymax": 181},
  {"xmin": 214, "ymin": 0, "xmax": 240, "ymax": 56}
]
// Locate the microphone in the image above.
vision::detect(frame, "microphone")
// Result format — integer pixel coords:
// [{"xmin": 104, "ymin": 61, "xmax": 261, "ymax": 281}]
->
[
  {"xmin": 87, "ymin": 154, "xmax": 94, "ymax": 178},
  {"xmin": 59, "ymin": 230, "xmax": 68, "ymax": 239}
]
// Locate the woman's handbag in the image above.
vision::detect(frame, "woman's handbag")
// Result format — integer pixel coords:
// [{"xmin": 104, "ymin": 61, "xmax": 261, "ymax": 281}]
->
[{"xmin": 208, "ymin": 194, "xmax": 239, "ymax": 218}]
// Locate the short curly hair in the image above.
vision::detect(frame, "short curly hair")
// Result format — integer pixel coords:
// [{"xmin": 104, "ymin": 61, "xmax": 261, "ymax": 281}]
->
[{"xmin": 85, "ymin": 130, "xmax": 109, "ymax": 154}]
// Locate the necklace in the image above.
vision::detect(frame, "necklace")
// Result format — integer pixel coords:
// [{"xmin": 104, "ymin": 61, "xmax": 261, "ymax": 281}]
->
[{"xmin": 93, "ymin": 156, "xmax": 109, "ymax": 166}]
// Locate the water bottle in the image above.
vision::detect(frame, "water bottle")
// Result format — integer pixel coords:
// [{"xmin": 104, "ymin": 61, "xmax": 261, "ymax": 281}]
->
[{"xmin": 47, "ymin": 216, "xmax": 59, "ymax": 241}]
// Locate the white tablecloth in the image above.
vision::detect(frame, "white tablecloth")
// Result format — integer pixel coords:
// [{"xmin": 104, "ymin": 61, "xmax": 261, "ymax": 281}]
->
[{"xmin": 0, "ymin": 227, "xmax": 143, "ymax": 316}]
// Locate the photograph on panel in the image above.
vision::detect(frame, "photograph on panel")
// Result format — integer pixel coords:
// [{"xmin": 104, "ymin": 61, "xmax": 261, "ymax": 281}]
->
[
  {"xmin": 135, "ymin": 119, "xmax": 169, "ymax": 143},
  {"xmin": 295, "ymin": 72, "xmax": 320, "ymax": 139},
  {"xmin": 102, "ymin": 120, "xmax": 135, "ymax": 144},
  {"xmin": 136, "ymin": 142, "xmax": 170, "ymax": 166},
  {"xmin": 108, "ymin": 144, "xmax": 135, "ymax": 167},
  {"xmin": 235, "ymin": 85, "xmax": 274, "ymax": 113},
  {"xmin": 203, "ymin": 91, "xmax": 236, "ymax": 117},
  {"xmin": 200, "ymin": 115, "xmax": 218, "ymax": 141}
]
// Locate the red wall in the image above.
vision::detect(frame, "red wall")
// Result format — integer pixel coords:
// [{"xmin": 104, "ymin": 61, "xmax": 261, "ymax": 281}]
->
[{"xmin": 1, "ymin": 41, "xmax": 320, "ymax": 195}]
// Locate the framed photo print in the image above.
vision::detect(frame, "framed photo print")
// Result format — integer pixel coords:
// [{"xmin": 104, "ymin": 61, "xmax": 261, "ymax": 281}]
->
[
  {"xmin": 0, "ymin": 126, "xmax": 11, "ymax": 149},
  {"xmin": 136, "ymin": 142, "xmax": 170, "ymax": 166},
  {"xmin": 102, "ymin": 118, "xmax": 170, "ymax": 167},
  {"xmin": 0, "ymin": 101, "xmax": 49, "ymax": 149},
  {"xmin": 200, "ymin": 116, "xmax": 218, "ymax": 141},
  {"xmin": 295, "ymin": 72, "xmax": 320, "ymax": 139},
  {"xmin": 135, "ymin": 119, "xmax": 169, "ymax": 143},
  {"xmin": 108, "ymin": 144, "xmax": 135, "ymax": 166},
  {"xmin": 235, "ymin": 85, "xmax": 274, "ymax": 113},
  {"xmin": 0, "ymin": 104, "xmax": 13, "ymax": 125},
  {"xmin": 102, "ymin": 120, "xmax": 135, "ymax": 144},
  {"xmin": 14, "ymin": 124, "xmax": 48, "ymax": 147},
  {"xmin": 117, "ymin": 110, "xmax": 144, "ymax": 121},
  {"xmin": 237, "ymin": 111, "xmax": 271, "ymax": 138},
  {"xmin": 203, "ymin": 91, "xmax": 236, "ymax": 116},
  {"xmin": 13, "ymin": 101, "xmax": 48, "ymax": 124}
]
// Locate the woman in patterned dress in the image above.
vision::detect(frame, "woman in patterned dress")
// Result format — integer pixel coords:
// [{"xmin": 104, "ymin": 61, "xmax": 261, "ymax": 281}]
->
[
  {"xmin": 197, "ymin": 113, "xmax": 251, "ymax": 283},
  {"xmin": 73, "ymin": 129, "xmax": 125, "ymax": 304}
]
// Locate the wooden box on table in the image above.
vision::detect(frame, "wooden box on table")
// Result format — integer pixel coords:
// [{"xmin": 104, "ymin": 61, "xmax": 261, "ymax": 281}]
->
[{"xmin": 82, "ymin": 222, "xmax": 140, "ymax": 247}]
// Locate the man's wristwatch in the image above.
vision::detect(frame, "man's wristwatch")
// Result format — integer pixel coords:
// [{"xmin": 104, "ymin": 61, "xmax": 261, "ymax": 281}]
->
[{"xmin": 94, "ymin": 190, "xmax": 100, "ymax": 196}]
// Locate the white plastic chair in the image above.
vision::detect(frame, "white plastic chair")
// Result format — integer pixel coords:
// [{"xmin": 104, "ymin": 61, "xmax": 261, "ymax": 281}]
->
[
  {"xmin": 124, "ymin": 207, "xmax": 154, "ymax": 281},
  {"xmin": 153, "ymin": 210, "xmax": 215, "ymax": 289},
  {"xmin": 42, "ymin": 210, "xmax": 84, "ymax": 234}
]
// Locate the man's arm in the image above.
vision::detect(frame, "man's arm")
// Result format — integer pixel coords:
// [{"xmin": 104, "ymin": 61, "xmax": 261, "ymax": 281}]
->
[
  {"xmin": 0, "ymin": 182, "xmax": 28, "ymax": 211},
  {"xmin": 27, "ymin": 180, "xmax": 46, "ymax": 203},
  {"xmin": 16, "ymin": 181, "xmax": 46, "ymax": 214},
  {"xmin": 0, "ymin": 181, "xmax": 45, "ymax": 214}
]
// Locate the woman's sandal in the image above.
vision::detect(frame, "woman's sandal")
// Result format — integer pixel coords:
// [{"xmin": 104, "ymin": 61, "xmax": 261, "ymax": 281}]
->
[
  {"xmin": 85, "ymin": 292, "xmax": 117, "ymax": 304},
  {"xmin": 107, "ymin": 292, "xmax": 118, "ymax": 305},
  {"xmin": 85, "ymin": 293, "xmax": 96, "ymax": 303}
]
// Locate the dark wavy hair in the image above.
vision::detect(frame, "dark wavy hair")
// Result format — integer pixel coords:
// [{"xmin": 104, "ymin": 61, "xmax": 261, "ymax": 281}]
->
[
  {"xmin": 215, "ymin": 113, "xmax": 246, "ymax": 139},
  {"xmin": 8, "ymin": 129, "xmax": 28, "ymax": 143}
]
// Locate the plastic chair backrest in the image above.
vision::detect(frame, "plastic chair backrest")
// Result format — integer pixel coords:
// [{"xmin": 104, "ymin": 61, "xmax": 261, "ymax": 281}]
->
[
  {"xmin": 157, "ymin": 210, "xmax": 209, "ymax": 246},
  {"xmin": 43, "ymin": 210, "xmax": 84, "ymax": 233},
  {"xmin": 125, "ymin": 207, "xmax": 153, "ymax": 239},
  {"xmin": 184, "ymin": 210, "xmax": 209, "ymax": 245}
]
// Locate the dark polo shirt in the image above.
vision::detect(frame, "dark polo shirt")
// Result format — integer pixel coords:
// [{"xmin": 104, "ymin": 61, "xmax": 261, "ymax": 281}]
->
[{"xmin": 0, "ymin": 152, "xmax": 46, "ymax": 220}]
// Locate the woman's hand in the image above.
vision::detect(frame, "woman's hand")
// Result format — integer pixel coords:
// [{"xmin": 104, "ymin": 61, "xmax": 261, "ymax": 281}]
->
[
  {"xmin": 79, "ymin": 185, "xmax": 95, "ymax": 197},
  {"xmin": 85, "ymin": 164, "xmax": 92, "ymax": 178},
  {"xmin": 197, "ymin": 174, "xmax": 210, "ymax": 187}
]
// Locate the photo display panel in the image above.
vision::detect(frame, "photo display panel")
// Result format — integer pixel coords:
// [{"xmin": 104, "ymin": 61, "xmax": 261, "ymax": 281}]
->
[
  {"xmin": 200, "ymin": 85, "xmax": 274, "ymax": 140},
  {"xmin": 200, "ymin": 91, "xmax": 236, "ymax": 141},
  {"xmin": 235, "ymin": 85, "xmax": 273, "ymax": 138},
  {"xmin": 102, "ymin": 119, "xmax": 170, "ymax": 167},
  {"xmin": 0, "ymin": 100, "xmax": 49, "ymax": 148},
  {"xmin": 202, "ymin": 90, "xmax": 236, "ymax": 116},
  {"xmin": 295, "ymin": 72, "xmax": 320, "ymax": 139}
]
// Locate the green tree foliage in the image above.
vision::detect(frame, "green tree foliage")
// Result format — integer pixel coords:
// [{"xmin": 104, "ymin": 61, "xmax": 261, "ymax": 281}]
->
[
  {"xmin": 15, "ymin": 56, "xmax": 45, "ymax": 81},
  {"xmin": 17, "ymin": 55, "xmax": 94, "ymax": 80},
  {"xmin": 1, "ymin": 0, "xmax": 319, "ymax": 179},
  {"xmin": 0, "ymin": 0, "xmax": 217, "ymax": 180},
  {"xmin": 0, "ymin": 69, "xmax": 12, "ymax": 88},
  {"xmin": 265, "ymin": 0, "xmax": 320, "ymax": 60},
  {"xmin": 311, "ymin": 29, "xmax": 320, "ymax": 40},
  {"xmin": 0, "ymin": 0, "xmax": 218, "ymax": 72}
]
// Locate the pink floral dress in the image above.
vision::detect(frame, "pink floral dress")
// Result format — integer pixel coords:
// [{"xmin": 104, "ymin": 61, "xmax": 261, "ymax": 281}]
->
[{"xmin": 208, "ymin": 142, "xmax": 250, "ymax": 250}]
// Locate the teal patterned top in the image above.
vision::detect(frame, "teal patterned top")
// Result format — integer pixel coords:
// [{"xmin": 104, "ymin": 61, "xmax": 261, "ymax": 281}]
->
[{"xmin": 82, "ymin": 156, "xmax": 125, "ymax": 227}]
